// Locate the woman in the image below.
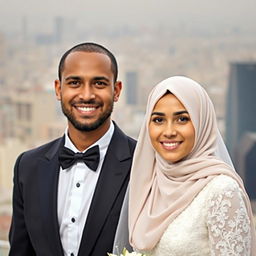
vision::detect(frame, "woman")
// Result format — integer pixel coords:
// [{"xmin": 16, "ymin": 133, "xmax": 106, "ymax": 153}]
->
[{"xmin": 129, "ymin": 76, "xmax": 256, "ymax": 255}]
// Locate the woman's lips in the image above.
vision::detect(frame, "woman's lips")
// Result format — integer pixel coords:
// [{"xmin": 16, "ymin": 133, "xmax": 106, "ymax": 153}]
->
[{"xmin": 161, "ymin": 141, "xmax": 182, "ymax": 150}]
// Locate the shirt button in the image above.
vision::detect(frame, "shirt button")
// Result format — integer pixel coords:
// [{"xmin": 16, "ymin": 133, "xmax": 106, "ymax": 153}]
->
[
  {"xmin": 71, "ymin": 217, "xmax": 75, "ymax": 223},
  {"xmin": 76, "ymin": 183, "xmax": 80, "ymax": 188}
]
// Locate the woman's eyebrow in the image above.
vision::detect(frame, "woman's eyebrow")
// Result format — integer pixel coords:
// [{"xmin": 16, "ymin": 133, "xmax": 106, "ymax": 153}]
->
[
  {"xmin": 173, "ymin": 110, "xmax": 188, "ymax": 116},
  {"xmin": 151, "ymin": 110, "xmax": 188, "ymax": 116},
  {"xmin": 151, "ymin": 112, "xmax": 165, "ymax": 116}
]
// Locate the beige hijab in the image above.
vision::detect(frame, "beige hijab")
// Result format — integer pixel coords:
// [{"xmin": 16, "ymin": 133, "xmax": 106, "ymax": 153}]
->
[{"xmin": 129, "ymin": 76, "xmax": 256, "ymax": 252}]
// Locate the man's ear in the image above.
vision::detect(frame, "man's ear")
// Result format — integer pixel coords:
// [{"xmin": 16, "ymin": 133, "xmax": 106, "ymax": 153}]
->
[
  {"xmin": 114, "ymin": 81, "xmax": 122, "ymax": 102},
  {"xmin": 54, "ymin": 79, "xmax": 61, "ymax": 101}
]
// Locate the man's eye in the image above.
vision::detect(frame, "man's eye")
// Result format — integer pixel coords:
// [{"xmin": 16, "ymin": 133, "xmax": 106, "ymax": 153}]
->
[
  {"xmin": 95, "ymin": 81, "xmax": 107, "ymax": 86},
  {"xmin": 68, "ymin": 81, "xmax": 80, "ymax": 86}
]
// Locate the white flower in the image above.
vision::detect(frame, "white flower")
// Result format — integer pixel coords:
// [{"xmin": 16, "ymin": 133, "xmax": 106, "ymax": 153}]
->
[{"xmin": 108, "ymin": 248, "xmax": 147, "ymax": 256}]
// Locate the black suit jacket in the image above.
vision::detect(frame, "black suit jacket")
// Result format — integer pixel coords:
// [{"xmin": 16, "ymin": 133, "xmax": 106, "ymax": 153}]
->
[{"xmin": 9, "ymin": 124, "xmax": 136, "ymax": 256}]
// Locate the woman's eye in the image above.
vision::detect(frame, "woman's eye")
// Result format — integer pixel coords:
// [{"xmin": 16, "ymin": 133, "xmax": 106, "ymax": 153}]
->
[
  {"xmin": 152, "ymin": 117, "xmax": 164, "ymax": 123},
  {"xmin": 178, "ymin": 116, "xmax": 190, "ymax": 123}
]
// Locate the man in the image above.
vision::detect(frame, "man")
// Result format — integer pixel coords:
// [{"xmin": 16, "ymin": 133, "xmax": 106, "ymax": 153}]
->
[{"xmin": 9, "ymin": 42, "xmax": 136, "ymax": 256}]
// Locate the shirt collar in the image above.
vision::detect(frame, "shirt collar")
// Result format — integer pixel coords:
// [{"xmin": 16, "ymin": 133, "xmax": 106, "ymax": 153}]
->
[{"xmin": 64, "ymin": 121, "xmax": 115, "ymax": 156}]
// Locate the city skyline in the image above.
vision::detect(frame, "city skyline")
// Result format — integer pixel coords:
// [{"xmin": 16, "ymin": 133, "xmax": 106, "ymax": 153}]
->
[
  {"xmin": 1, "ymin": 2, "xmax": 256, "ymax": 248},
  {"xmin": 1, "ymin": 0, "xmax": 256, "ymax": 34}
]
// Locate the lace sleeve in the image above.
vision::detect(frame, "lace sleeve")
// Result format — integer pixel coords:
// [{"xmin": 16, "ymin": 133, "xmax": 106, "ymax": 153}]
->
[{"xmin": 206, "ymin": 179, "xmax": 251, "ymax": 256}]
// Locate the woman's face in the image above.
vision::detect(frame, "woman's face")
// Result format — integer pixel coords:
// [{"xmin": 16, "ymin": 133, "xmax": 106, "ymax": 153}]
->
[{"xmin": 149, "ymin": 93, "xmax": 195, "ymax": 163}]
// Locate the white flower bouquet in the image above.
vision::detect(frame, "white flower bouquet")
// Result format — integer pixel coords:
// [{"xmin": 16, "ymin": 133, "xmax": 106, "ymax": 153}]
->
[{"xmin": 108, "ymin": 248, "xmax": 147, "ymax": 256}]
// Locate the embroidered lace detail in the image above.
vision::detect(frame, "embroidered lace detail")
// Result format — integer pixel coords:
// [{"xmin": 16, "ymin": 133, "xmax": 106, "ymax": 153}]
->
[
  {"xmin": 137, "ymin": 176, "xmax": 252, "ymax": 256},
  {"xmin": 207, "ymin": 179, "xmax": 251, "ymax": 256}
]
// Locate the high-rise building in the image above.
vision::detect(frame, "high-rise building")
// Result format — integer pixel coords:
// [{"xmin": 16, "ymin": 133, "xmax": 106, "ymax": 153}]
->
[
  {"xmin": 234, "ymin": 132, "xmax": 256, "ymax": 213},
  {"xmin": 22, "ymin": 16, "xmax": 28, "ymax": 43},
  {"xmin": 226, "ymin": 62, "xmax": 256, "ymax": 159},
  {"xmin": 54, "ymin": 16, "xmax": 64, "ymax": 43},
  {"xmin": 234, "ymin": 132, "xmax": 256, "ymax": 203},
  {"xmin": 245, "ymin": 140, "xmax": 256, "ymax": 201},
  {"xmin": 0, "ymin": 96, "xmax": 14, "ymax": 143},
  {"xmin": 9, "ymin": 90, "xmax": 65, "ymax": 146},
  {"xmin": 125, "ymin": 71, "xmax": 138, "ymax": 105}
]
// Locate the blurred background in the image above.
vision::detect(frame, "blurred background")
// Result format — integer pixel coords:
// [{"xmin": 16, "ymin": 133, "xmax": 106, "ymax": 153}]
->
[{"xmin": 0, "ymin": 0, "xmax": 256, "ymax": 253}]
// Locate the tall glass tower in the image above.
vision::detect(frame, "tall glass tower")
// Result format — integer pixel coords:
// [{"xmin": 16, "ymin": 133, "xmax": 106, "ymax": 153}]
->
[{"xmin": 226, "ymin": 62, "xmax": 256, "ymax": 158}]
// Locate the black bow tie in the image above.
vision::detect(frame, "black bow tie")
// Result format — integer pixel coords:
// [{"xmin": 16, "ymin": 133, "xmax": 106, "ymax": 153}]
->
[{"xmin": 59, "ymin": 145, "xmax": 100, "ymax": 171}]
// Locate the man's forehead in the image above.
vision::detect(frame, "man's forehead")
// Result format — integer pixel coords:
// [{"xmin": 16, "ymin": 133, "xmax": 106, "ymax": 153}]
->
[{"xmin": 63, "ymin": 51, "xmax": 111, "ymax": 68}]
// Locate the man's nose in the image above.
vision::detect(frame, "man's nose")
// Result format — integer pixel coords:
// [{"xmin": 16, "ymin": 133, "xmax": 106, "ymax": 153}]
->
[{"xmin": 78, "ymin": 84, "xmax": 96, "ymax": 101}]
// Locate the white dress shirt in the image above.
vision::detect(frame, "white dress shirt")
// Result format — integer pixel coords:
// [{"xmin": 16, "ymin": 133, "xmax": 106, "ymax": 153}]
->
[{"xmin": 57, "ymin": 122, "xmax": 114, "ymax": 256}]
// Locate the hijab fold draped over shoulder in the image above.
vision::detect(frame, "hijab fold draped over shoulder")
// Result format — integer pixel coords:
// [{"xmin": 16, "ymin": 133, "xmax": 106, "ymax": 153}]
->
[{"xmin": 129, "ymin": 76, "xmax": 256, "ymax": 252}]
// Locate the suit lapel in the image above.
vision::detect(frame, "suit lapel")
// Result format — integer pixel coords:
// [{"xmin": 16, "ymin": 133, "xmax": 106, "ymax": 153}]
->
[
  {"xmin": 78, "ymin": 125, "xmax": 133, "ymax": 256},
  {"xmin": 38, "ymin": 137, "xmax": 65, "ymax": 256}
]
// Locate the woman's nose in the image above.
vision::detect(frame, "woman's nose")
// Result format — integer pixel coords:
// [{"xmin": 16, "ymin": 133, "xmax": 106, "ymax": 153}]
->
[{"xmin": 163, "ymin": 123, "xmax": 177, "ymax": 138}]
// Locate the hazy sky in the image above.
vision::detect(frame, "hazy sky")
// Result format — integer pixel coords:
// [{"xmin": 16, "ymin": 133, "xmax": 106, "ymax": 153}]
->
[{"xmin": 0, "ymin": 0, "xmax": 256, "ymax": 33}]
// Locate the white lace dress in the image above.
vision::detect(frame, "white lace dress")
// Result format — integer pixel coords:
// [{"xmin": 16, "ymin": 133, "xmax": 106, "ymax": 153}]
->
[{"xmin": 139, "ymin": 175, "xmax": 253, "ymax": 256}]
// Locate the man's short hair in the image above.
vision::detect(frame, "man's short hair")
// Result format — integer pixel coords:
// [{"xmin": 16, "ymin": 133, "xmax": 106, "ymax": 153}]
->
[{"xmin": 58, "ymin": 42, "xmax": 118, "ymax": 82}]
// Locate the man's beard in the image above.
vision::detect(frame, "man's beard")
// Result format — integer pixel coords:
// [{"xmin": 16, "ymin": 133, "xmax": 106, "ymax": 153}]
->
[{"xmin": 61, "ymin": 100, "xmax": 114, "ymax": 132}]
